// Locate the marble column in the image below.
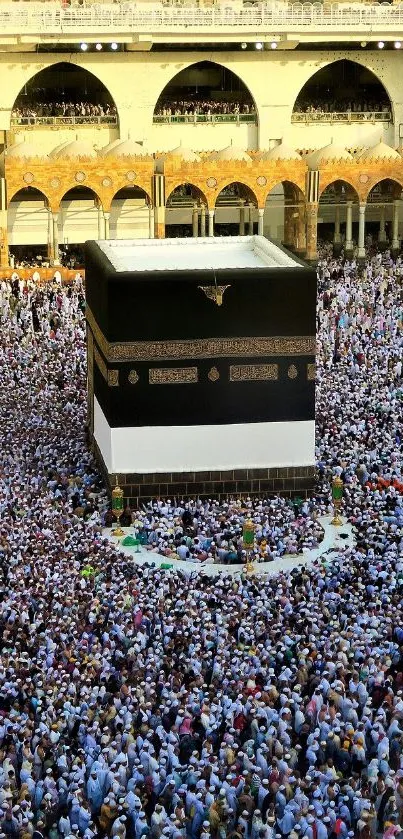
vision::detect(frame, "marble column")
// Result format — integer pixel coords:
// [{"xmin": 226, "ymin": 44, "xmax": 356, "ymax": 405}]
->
[
  {"xmin": 98, "ymin": 203, "xmax": 104, "ymax": 239},
  {"xmin": 392, "ymin": 199, "xmax": 400, "ymax": 251},
  {"xmin": 200, "ymin": 206, "xmax": 206, "ymax": 237},
  {"xmin": 47, "ymin": 209, "xmax": 53, "ymax": 260},
  {"xmin": 345, "ymin": 200, "xmax": 353, "ymax": 253},
  {"xmin": 52, "ymin": 213, "xmax": 59, "ymax": 262},
  {"xmin": 258, "ymin": 208, "xmax": 264, "ymax": 236},
  {"xmin": 357, "ymin": 202, "xmax": 366, "ymax": 258},
  {"xmin": 247, "ymin": 203, "xmax": 254, "ymax": 235},
  {"xmin": 334, "ymin": 203, "xmax": 341, "ymax": 244},
  {"xmin": 239, "ymin": 200, "xmax": 245, "ymax": 235},
  {"xmin": 208, "ymin": 209, "xmax": 214, "ymax": 237},
  {"xmin": 192, "ymin": 204, "xmax": 199, "ymax": 238},
  {"xmin": 378, "ymin": 203, "xmax": 387, "ymax": 243},
  {"xmin": 104, "ymin": 212, "xmax": 110, "ymax": 240}
]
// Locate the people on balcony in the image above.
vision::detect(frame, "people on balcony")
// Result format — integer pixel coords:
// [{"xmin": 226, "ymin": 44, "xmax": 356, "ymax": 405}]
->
[
  {"xmin": 11, "ymin": 100, "xmax": 117, "ymax": 123},
  {"xmin": 294, "ymin": 96, "xmax": 390, "ymax": 116},
  {"xmin": 154, "ymin": 98, "xmax": 256, "ymax": 120}
]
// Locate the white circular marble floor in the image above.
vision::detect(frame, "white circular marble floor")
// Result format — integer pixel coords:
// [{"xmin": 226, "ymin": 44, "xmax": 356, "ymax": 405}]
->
[{"xmin": 104, "ymin": 515, "xmax": 355, "ymax": 577}]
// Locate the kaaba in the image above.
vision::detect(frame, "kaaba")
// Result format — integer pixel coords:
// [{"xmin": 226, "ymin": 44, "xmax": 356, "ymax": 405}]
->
[{"xmin": 85, "ymin": 236, "xmax": 316, "ymax": 503}]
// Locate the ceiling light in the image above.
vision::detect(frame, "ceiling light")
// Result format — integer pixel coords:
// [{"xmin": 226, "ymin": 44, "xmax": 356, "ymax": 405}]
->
[
  {"xmin": 255, "ymin": 41, "xmax": 263, "ymax": 50},
  {"xmin": 241, "ymin": 42, "xmax": 247, "ymax": 49},
  {"xmin": 360, "ymin": 41, "xmax": 367, "ymax": 47},
  {"xmin": 111, "ymin": 42, "xmax": 118, "ymax": 50},
  {"xmin": 80, "ymin": 42, "xmax": 88, "ymax": 51},
  {"xmin": 95, "ymin": 43, "xmax": 102, "ymax": 50},
  {"xmin": 378, "ymin": 41, "xmax": 385, "ymax": 48},
  {"xmin": 270, "ymin": 41, "xmax": 278, "ymax": 49},
  {"xmin": 395, "ymin": 40, "xmax": 402, "ymax": 48}
]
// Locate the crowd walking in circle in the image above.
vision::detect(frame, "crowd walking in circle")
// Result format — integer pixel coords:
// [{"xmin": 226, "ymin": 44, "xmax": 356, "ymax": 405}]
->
[{"xmin": 0, "ymin": 246, "xmax": 402, "ymax": 839}]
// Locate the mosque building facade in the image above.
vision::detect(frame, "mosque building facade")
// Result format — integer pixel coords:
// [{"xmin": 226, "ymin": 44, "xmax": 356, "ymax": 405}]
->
[{"xmin": 1, "ymin": 1, "xmax": 403, "ymax": 264}]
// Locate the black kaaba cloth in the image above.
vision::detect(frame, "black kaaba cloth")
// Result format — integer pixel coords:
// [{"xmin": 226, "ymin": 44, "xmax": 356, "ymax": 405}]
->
[{"xmin": 85, "ymin": 236, "xmax": 316, "ymax": 430}]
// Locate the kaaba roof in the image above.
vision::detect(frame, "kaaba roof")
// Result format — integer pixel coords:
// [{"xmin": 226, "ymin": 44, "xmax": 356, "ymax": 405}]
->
[{"xmin": 96, "ymin": 235, "xmax": 303, "ymax": 273}]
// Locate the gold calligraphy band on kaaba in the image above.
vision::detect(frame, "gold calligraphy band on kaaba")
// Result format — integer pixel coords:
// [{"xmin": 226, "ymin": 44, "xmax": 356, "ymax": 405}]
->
[
  {"xmin": 149, "ymin": 367, "xmax": 198, "ymax": 385},
  {"xmin": 86, "ymin": 306, "xmax": 315, "ymax": 364},
  {"xmin": 229, "ymin": 364, "xmax": 278, "ymax": 382}
]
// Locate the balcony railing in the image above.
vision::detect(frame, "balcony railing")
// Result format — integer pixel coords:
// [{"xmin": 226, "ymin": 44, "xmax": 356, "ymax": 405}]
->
[
  {"xmin": 292, "ymin": 110, "xmax": 393, "ymax": 124},
  {"xmin": 10, "ymin": 114, "xmax": 118, "ymax": 127},
  {"xmin": 1, "ymin": 2, "xmax": 403, "ymax": 37},
  {"xmin": 153, "ymin": 112, "xmax": 257, "ymax": 124}
]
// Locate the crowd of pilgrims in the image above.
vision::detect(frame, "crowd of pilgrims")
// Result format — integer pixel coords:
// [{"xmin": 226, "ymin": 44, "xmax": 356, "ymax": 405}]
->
[
  {"xmin": 154, "ymin": 100, "xmax": 255, "ymax": 119},
  {"xmin": 11, "ymin": 102, "xmax": 117, "ymax": 123},
  {"xmin": 0, "ymin": 244, "xmax": 403, "ymax": 839}
]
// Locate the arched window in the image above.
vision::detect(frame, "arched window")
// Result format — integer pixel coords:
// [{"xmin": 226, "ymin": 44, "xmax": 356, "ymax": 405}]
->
[
  {"xmin": 292, "ymin": 60, "xmax": 392, "ymax": 124},
  {"xmin": 215, "ymin": 182, "xmax": 258, "ymax": 237},
  {"xmin": 153, "ymin": 61, "xmax": 257, "ymax": 125},
  {"xmin": 11, "ymin": 63, "xmax": 118, "ymax": 128},
  {"xmin": 166, "ymin": 183, "xmax": 208, "ymax": 238}
]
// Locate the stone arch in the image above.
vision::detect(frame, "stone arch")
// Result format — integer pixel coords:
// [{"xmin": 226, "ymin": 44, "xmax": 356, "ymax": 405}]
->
[
  {"xmin": 214, "ymin": 181, "xmax": 258, "ymax": 236},
  {"xmin": 292, "ymin": 59, "xmax": 392, "ymax": 121},
  {"xmin": 11, "ymin": 61, "xmax": 119, "ymax": 127},
  {"xmin": 263, "ymin": 179, "xmax": 305, "ymax": 206},
  {"xmin": 319, "ymin": 179, "xmax": 361, "ymax": 250},
  {"xmin": 58, "ymin": 183, "xmax": 103, "ymax": 208},
  {"xmin": 214, "ymin": 181, "xmax": 258, "ymax": 207},
  {"xmin": 364, "ymin": 178, "xmax": 403, "ymax": 246},
  {"xmin": 165, "ymin": 183, "xmax": 209, "ymax": 238},
  {"xmin": 365, "ymin": 177, "xmax": 403, "ymax": 203},
  {"xmin": 8, "ymin": 186, "xmax": 50, "ymax": 256},
  {"xmin": 153, "ymin": 60, "xmax": 257, "ymax": 122},
  {"xmin": 110, "ymin": 185, "xmax": 152, "ymax": 239},
  {"xmin": 166, "ymin": 182, "xmax": 209, "ymax": 207},
  {"xmin": 111, "ymin": 184, "xmax": 152, "ymax": 204},
  {"xmin": 7, "ymin": 184, "xmax": 50, "ymax": 207},
  {"xmin": 318, "ymin": 177, "xmax": 360, "ymax": 201}
]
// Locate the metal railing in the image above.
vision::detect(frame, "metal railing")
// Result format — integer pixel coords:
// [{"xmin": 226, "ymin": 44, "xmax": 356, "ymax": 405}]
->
[
  {"xmin": 1, "ymin": 2, "xmax": 403, "ymax": 36},
  {"xmin": 153, "ymin": 112, "xmax": 257, "ymax": 124},
  {"xmin": 10, "ymin": 114, "xmax": 118, "ymax": 127},
  {"xmin": 292, "ymin": 110, "xmax": 393, "ymax": 124}
]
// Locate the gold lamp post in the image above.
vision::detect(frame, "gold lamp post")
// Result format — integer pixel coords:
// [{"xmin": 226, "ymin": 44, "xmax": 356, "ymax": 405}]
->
[
  {"xmin": 243, "ymin": 517, "xmax": 256, "ymax": 573},
  {"xmin": 331, "ymin": 475, "xmax": 344, "ymax": 526},
  {"xmin": 111, "ymin": 477, "xmax": 124, "ymax": 537}
]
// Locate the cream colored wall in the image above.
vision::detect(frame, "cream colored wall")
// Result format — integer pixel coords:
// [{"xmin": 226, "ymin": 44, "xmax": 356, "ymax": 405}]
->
[
  {"xmin": 264, "ymin": 184, "xmax": 285, "ymax": 240},
  {"xmin": 60, "ymin": 197, "xmax": 99, "ymax": 244},
  {"xmin": 110, "ymin": 197, "xmax": 149, "ymax": 238},
  {"xmin": 10, "ymin": 126, "xmax": 119, "ymax": 154},
  {"xmin": 1, "ymin": 48, "xmax": 403, "ymax": 153},
  {"xmin": 289, "ymin": 121, "xmax": 394, "ymax": 151},
  {"xmin": 8, "ymin": 196, "xmax": 48, "ymax": 245},
  {"xmin": 149, "ymin": 122, "xmax": 257, "ymax": 153}
]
